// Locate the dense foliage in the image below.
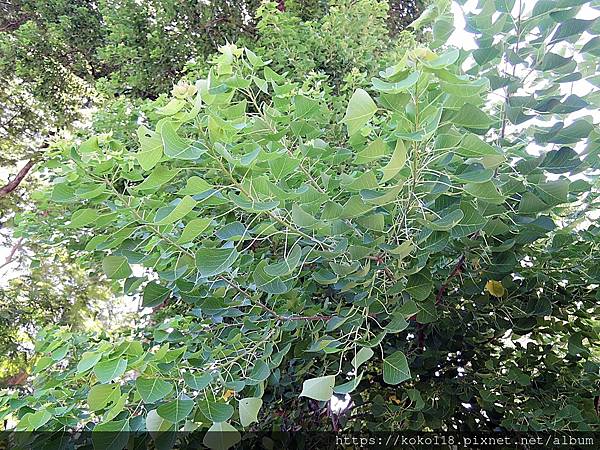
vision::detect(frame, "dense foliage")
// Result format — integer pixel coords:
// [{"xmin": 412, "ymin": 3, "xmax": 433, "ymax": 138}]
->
[
  {"xmin": 0, "ymin": 0, "xmax": 599, "ymax": 443},
  {"xmin": 0, "ymin": 0, "xmax": 426, "ymax": 383},
  {"xmin": 0, "ymin": 0, "xmax": 425, "ymax": 160}
]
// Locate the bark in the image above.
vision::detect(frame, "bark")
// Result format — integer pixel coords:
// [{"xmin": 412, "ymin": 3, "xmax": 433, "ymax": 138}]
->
[
  {"xmin": 0, "ymin": 159, "xmax": 35, "ymax": 198},
  {"xmin": 0, "ymin": 237, "xmax": 24, "ymax": 271}
]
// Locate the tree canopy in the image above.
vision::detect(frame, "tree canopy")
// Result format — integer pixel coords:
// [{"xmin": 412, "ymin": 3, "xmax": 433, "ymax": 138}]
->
[
  {"xmin": 0, "ymin": 0, "xmax": 425, "ymax": 382},
  {"xmin": 0, "ymin": 0, "xmax": 599, "ymax": 445}
]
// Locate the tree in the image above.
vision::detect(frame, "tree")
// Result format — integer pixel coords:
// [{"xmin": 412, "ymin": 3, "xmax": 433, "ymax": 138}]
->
[
  {"xmin": 0, "ymin": 0, "xmax": 260, "ymax": 206},
  {"xmin": 2, "ymin": 0, "xmax": 599, "ymax": 441},
  {"xmin": 0, "ymin": 0, "xmax": 425, "ymax": 230},
  {"xmin": 0, "ymin": 0, "xmax": 426, "ymax": 373},
  {"xmin": 0, "ymin": 249, "xmax": 115, "ymax": 382}
]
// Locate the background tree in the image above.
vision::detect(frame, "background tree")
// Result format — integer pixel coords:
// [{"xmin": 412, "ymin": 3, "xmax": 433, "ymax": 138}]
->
[{"xmin": 0, "ymin": 249, "xmax": 116, "ymax": 382}]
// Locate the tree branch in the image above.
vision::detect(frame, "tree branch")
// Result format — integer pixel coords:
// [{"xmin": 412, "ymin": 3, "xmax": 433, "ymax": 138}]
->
[
  {"xmin": 434, "ymin": 254, "xmax": 466, "ymax": 306},
  {"xmin": 0, "ymin": 237, "xmax": 24, "ymax": 272},
  {"xmin": 0, "ymin": 159, "xmax": 36, "ymax": 199}
]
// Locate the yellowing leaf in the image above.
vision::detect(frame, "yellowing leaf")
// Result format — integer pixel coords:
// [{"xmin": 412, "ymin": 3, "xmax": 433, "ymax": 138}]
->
[
  {"xmin": 222, "ymin": 389, "xmax": 235, "ymax": 400},
  {"xmin": 485, "ymin": 280, "xmax": 505, "ymax": 298},
  {"xmin": 389, "ymin": 394, "xmax": 402, "ymax": 405}
]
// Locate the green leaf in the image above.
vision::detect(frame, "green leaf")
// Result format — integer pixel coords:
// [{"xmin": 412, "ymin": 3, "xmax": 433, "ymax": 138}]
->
[
  {"xmin": 405, "ymin": 272, "xmax": 433, "ymax": 301},
  {"xmin": 136, "ymin": 126, "xmax": 163, "ymax": 171},
  {"xmin": 333, "ymin": 372, "xmax": 363, "ymax": 394},
  {"xmin": 216, "ymin": 221, "xmax": 247, "ymax": 241},
  {"xmin": 390, "ymin": 240, "xmax": 414, "ymax": 259},
  {"xmin": 518, "ymin": 192, "xmax": 549, "ymax": 214},
  {"xmin": 421, "ymin": 48, "xmax": 459, "ymax": 69},
  {"xmin": 177, "ymin": 218, "xmax": 212, "ymax": 244},
  {"xmin": 380, "ymin": 140, "xmax": 407, "ymax": 182},
  {"xmin": 104, "ymin": 394, "xmax": 127, "ymax": 422},
  {"xmin": 156, "ymin": 98, "xmax": 186, "ymax": 115},
  {"xmin": 135, "ymin": 165, "xmax": 180, "ymax": 191},
  {"xmin": 342, "ymin": 171, "xmax": 379, "ymax": 191},
  {"xmin": 452, "ymin": 202, "xmax": 486, "ymax": 237},
  {"xmin": 269, "ymin": 156, "xmax": 300, "ymax": 179},
  {"xmin": 494, "ymin": 0, "xmax": 515, "ymax": 12},
  {"xmin": 540, "ymin": 146, "xmax": 581, "ymax": 173},
  {"xmin": 535, "ymin": 119, "xmax": 593, "ymax": 145},
  {"xmin": 203, "ymin": 422, "xmax": 241, "ymax": 450},
  {"xmin": 93, "ymin": 358, "xmax": 127, "ymax": 383},
  {"xmin": 441, "ymin": 77, "xmax": 489, "ymax": 97},
  {"xmin": 354, "ymin": 138, "xmax": 387, "ymax": 164},
  {"xmin": 464, "ymin": 181, "xmax": 505, "ymax": 204},
  {"xmin": 154, "ymin": 196, "xmax": 197, "ymax": 225},
  {"xmin": 371, "ymin": 71, "xmax": 420, "ymax": 93},
  {"xmin": 195, "ymin": 247, "xmax": 239, "ymax": 278},
  {"xmin": 385, "ymin": 312, "xmax": 409, "ymax": 333},
  {"xmin": 68, "ymin": 208, "xmax": 99, "ymax": 228},
  {"xmin": 458, "ymin": 134, "xmax": 501, "ymax": 157},
  {"xmin": 342, "ymin": 89, "xmax": 377, "ymax": 136},
  {"xmin": 229, "ymin": 193, "xmax": 279, "ymax": 212},
  {"xmin": 34, "ymin": 356, "xmax": 54, "ymax": 373},
  {"xmin": 245, "ymin": 48, "xmax": 265, "ymax": 67},
  {"xmin": 77, "ymin": 351, "xmax": 102, "ymax": 373},
  {"xmin": 102, "ymin": 256, "xmax": 132, "ymax": 280},
  {"xmin": 24, "ymin": 410, "xmax": 52, "ymax": 430},
  {"xmin": 157, "ymin": 398, "xmax": 194, "ymax": 423},
  {"xmin": 161, "ymin": 120, "xmax": 206, "ymax": 160},
  {"xmin": 451, "ymin": 104, "xmax": 495, "ymax": 131},
  {"xmin": 426, "ymin": 209, "xmax": 464, "ymax": 231},
  {"xmin": 247, "ymin": 360, "xmax": 270, "ymax": 385},
  {"xmin": 88, "ymin": 384, "xmax": 118, "ymax": 411},
  {"xmin": 239, "ymin": 397, "xmax": 262, "ymax": 427},
  {"xmin": 550, "ymin": 18, "xmax": 595, "ymax": 44},
  {"xmin": 92, "ymin": 419, "xmax": 129, "ymax": 450},
  {"xmin": 299, "ymin": 375, "xmax": 335, "ymax": 401},
  {"xmin": 145, "ymin": 409, "xmax": 173, "ymax": 432},
  {"xmin": 264, "ymin": 244, "xmax": 302, "ymax": 277},
  {"xmin": 136, "ymin": 377, "xmax": 173, "ymax": 403},
  {"xmin": 291, "ymin": 203, "xmax": 320, "ymax": 228},
  {"xmin": 293, "ymin": 95, "xmax": 321, "ymax": 119},
  {"xmin": 183, "ymin": 372, "xmax": 213, "ymax": 390},
  {"xmin": 197, "ymin": 399, "xmax": 234, "ymax": 423},
  {"xmin": 451, "ymin": 164, "xmax": 494, "ymax": 183},
  {"xmin": 178, "ymin": 176, "xmax": 213, "ymax": 195},
  {"xmin": 340, "ymin": 196, "xmax": 373, "ymax": 219},
  {"xmin": 51, "ymin": 183, "xmax": 75, "ymax": 202},
  {"xmin": 80, "ymin": 136, "xmax": 100, "ymax": 153},
  {"xmin": 473, "ymin": 46, "xmax": 501, "ymax": 66},
  {"xmin": 351, "ymin": 347, "xmax": 374, "ymax": 369},
  {"xmin": 253, "ymin": 260, "xmax": 291, "ymax": 294},
  {"xmin": 142, "ymin": 282, "xmax": 170, "ymax": 308},
  {"xmin": 383, "ymin": 351, "xmax": 411, "ymax": 385},
  {"xmin": 540, "ymin": 52, "xmax": 572, "ymax": 71},
  {"xmin": 536, "ymin": 180, "xmax": 570, "ymax": 206},
  {"xmin": 568, "ymin": 333, "xmax": 589, "ymax": 357}
]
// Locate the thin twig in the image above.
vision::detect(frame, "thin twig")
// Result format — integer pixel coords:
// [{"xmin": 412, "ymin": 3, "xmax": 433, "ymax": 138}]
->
[{"xmin": 0, "ymin": 237, "xmax": 24, "ymax": 272}]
